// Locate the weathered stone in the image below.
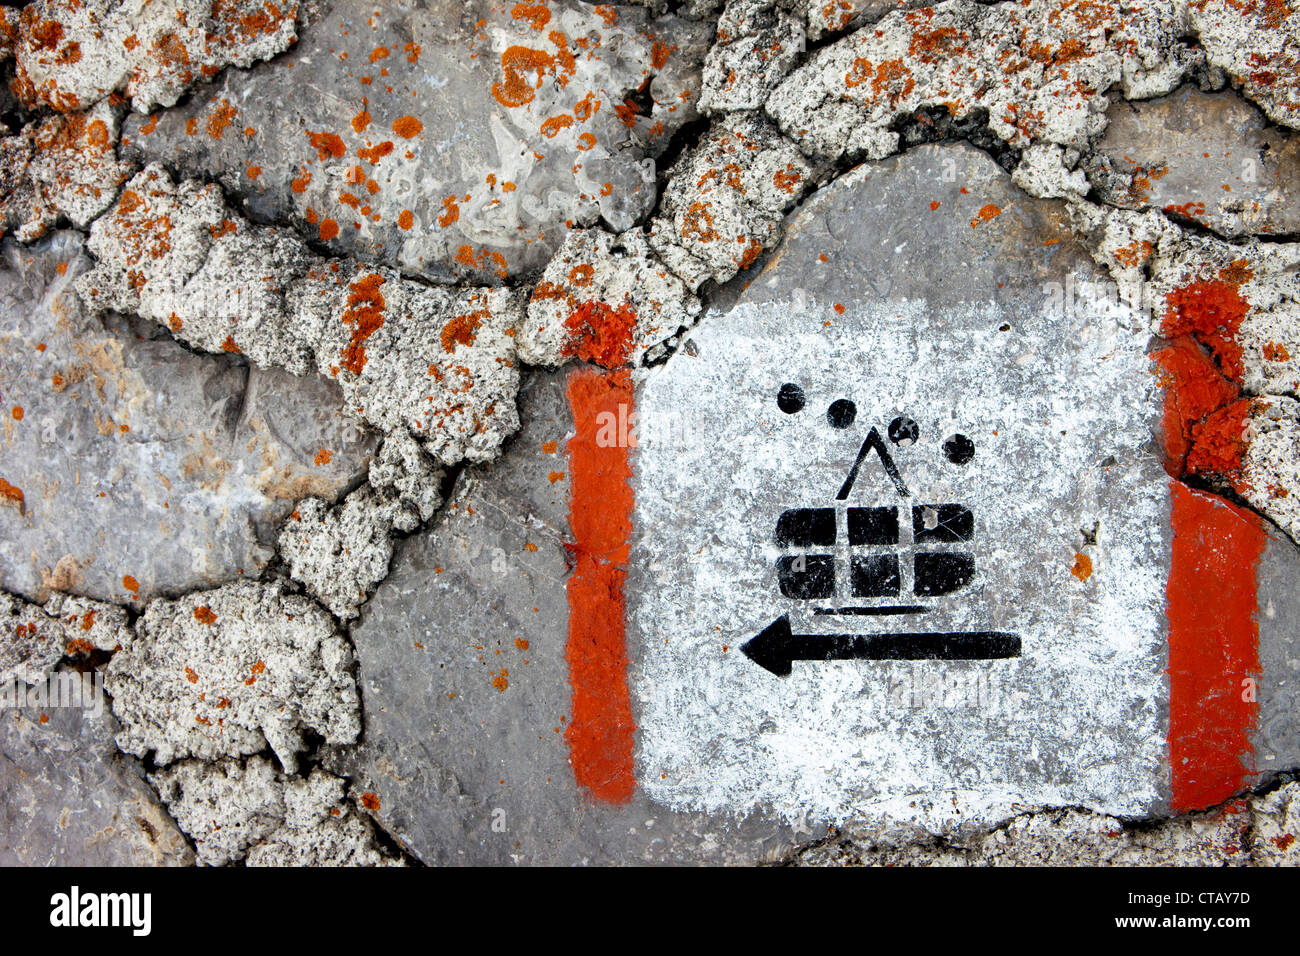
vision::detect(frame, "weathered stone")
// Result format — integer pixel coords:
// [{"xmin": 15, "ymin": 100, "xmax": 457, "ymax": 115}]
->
[
  {"xmin": 151, "ymin": 756, "xmax": 399, "ymax": 866},
  {"xmin": 648, "ymin": 111, "xmax": 815, "ymax": 288},
  {"xmin": 0, "ymin": 230, "xmax": 375, "ymax": 607},
  {"xmin": 790, "ymin": 781, "xmax": 1300, "ymax": 865},
  {"xmin": 1088, "ymin": 86, "xmax": 1300, "ymax": 238},
  {"xmin": 698, "ymin": 0, "xmax": 806, "ymax": 114},
  {"xmin": 519, "ymin": 227, "xmax": 701, "ymax": 367},
  {"xmin": 0, "ymin": 101, "xmax": 134, "ymax": 243},
  {"xmin": 766, "ymin": 0, "xmax": 1196, "ymax": 165},
  {"xmin": 0, "ymin": 670, "xmax": 194, "ymax": 866},
  {"xmin": 1, "ymin": 589, "xmax": 128, "ymax": 686},
  {"xmin": 105, "ymin": 579, "xmax": 361, "ymax": 773},
  {"xmin": 1191, "ymin": 0, "xmax": 1300, "ymax": 130},
  {"xmin": 10, "ymin": 0, "xmax": 297, "ymax": 113},
  {"xmin": 329, "ymin": 370, "xmax": 818, "ymax": 863},
  {"xmin": 77, "ymin": 164, "xmax": 524, "ymax": 467},
  {"xmin": 120, "ymin": 0, "xmax": 710, "ymax": 283}
]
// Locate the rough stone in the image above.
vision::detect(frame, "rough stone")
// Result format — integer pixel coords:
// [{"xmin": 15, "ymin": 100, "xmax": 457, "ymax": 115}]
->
[
  {"xmin": 0, "ymin": 229, "xmax": 375, "ymax": 607},
  {"xmin": 105, "ymin": 579, "xmax": 361, "ymax": 772},
  {"xmin": 1190, "ymin": 0, "xmax": 1300, "ymax": 130},
  {"xmin": 789, "ymin": 780, "xmax": 1300, "ymax": 865},
  {"xmin": 151, "ymin": 755, "xmax": 399, "ymax": 866},
  {"xmin": 0, "ymin": 670, "xmax": 194, "ymax": 866},
  {"xmin": 648, "ymin": 111, "xmax": 815, "ymax": 288},
  {"xmin": 698, "ymin": 0, "xmax": 806, "ymax": 114},
  {"xmin": 1, "ymin": 589, "xmax": 127, "ymax": 686},
  {"xmin": 120, "ymin": 0, "xmax": 710, "ymax": 283},
  {"xmin": 766, "ymin": 0, "xmax": 1197, "ymax": 165},
  {"xmin": 1088, "ymin": 86, "xmax": 1300, "ymax": 238},
  {"xmin": 10, "ymin": 0, "xmax": 298, "ymax": 113},
  {"xmin": 519, "ymin": 227, "xmax": 701, "ymax": 367},
  {"xmin": 0, "ymin": 101, "xmax": 134, "ymax": 242},
  {"xmin": 77, "ymin": 164, "xmax": 523, "ymax": 466}
]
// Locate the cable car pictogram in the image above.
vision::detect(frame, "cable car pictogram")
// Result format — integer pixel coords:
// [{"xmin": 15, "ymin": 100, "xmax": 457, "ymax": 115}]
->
[{"xmin": 742, "ymin": 387, "xmax": 1021, "ymax": 676}]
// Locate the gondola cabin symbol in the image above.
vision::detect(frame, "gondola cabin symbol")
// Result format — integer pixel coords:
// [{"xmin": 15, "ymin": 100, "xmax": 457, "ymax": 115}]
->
[{"xmin": 741, "ymin": 383, "xmax": 1022, "ymax": 676}]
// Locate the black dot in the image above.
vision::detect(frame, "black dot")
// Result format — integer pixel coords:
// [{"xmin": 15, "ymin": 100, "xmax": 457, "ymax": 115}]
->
[
  {"xmin": 944, "ymin": 434, "xmax": 975, "ymax": 465},
  {"xmin": 777, "ymin": 383, "xmax": 805, "ymax": 414},
  {"xmin": 827, "ymin": 399, "xmax": 856, "ymax": 429},
  {"xmin": 888, "ymin": 416, "xmax": 919, "ymax": 446}
]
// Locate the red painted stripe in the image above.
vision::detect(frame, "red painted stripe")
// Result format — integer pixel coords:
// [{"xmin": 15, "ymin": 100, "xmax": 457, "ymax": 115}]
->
[
  {"xmin": 563, "ymin": 366, "xmax": 636, "ymax": 803},
  {"xmin": 1166, "ymin": 481, "xmax": 1264, "ymax": 811}
]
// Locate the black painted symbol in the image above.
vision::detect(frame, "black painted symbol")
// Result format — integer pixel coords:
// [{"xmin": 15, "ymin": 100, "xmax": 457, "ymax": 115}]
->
[
  {"xmin": 943, "ymin": 433, "xmax": 975, "ymax": 465},
  {"xmin": 777, "ymin": 383, "xmax": 806, "ymax": 414},
  {"xmin": 888, "ymin": 416, "xmax": 919, "ymax": 446},
  {"xmin": 752, "ymin": 406, "xmax": 1018, "ymax": 674},
  {"xmin": 742, "ymin": 615, "xmax": 1020, "ymax": 677},
  {"xmin": 827, "ymin": 399, "xmax": 857, "ymax": 429}
]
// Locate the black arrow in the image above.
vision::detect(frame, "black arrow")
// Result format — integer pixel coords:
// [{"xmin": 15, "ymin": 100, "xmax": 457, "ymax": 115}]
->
[{"xmin": 741, "ymin": 615, "xmax": 1021, "ymax": 676}]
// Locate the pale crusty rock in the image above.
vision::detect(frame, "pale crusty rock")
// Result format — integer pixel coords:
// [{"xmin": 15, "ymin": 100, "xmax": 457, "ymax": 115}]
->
[
  {"xmin": 648, "ymin": 112, "xmax": 816, "ymax": 288},
  {"xmin": 1, "ymin": 230, "xmax": 374, "ymax": 607},
  {"xmin": 1, "ymin": 589, "xmax": 127, "ymax": 685},
  {"xmin": 766, "ymin": 0, "xmax": 1197, "ymax": 165},
  {"xmin": 287, "ymin": 266, "xmax": 523, "ymax": 466},
  {"xmin": 0, "ymin": 102, "xmax": 134, "ymax": 242},
  {"xmin": 519, "ymin": 227, "xmax": 701, "ymax": 367},
  {"xmin": 78, "ymin": 164, "xmax": 316, "ymax": 374},
  {"xmin": 699, "ymin": 0, "xmax": 807, "ymax": 114},
  {"xmin": 367, "ymin": 430, "xmax": 446, "ymax": 533},
  {"xmin": 278, "ymin": 432, "xmax": 443, "ymax": 620},
  {"xmin": 792, "ymin": 781, "xmax": 1300, "ymax": 865},
  {"xmin": 1238, "ymin": 396, "xmax": 1300, "ymax": 542},
  {"xmin": 806, "ymin": 0, "xmax": 932, "ymax": 39},
  {"xmin": 10, "ymin": 0, "xmax": 298, "ymax": 113},
  {"xmin": 77, "ymin": 165, "xmax": 524, "ymax": 466},
  {"xmin": 120, "ymin": 0, "xmax": 710, "ymax": 283},
  {"xmin": 278, "ymin": 488, "xmax": 400, "ymax": 621},
  {"xmin": 1191, "ymin": 0, "xmax": 1300, "ymax": 130},
  {"xmin": 105, "ymin": 580, "xmax": 361, "ymax": 773},
  {"xmin": 1087, "ymin": 86, "xmax": 1300, "ymax": 238},
  {"xmin": 0, "ymin": 673, "xmax": 194, "ymax": 867},
  {"xmin": 151, "ymin": 756, "xmax": 400, "ymax": 866}
]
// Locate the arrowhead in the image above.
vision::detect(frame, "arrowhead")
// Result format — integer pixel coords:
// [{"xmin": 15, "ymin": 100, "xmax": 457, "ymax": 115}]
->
[{"xmin": 741, "ymin": 615, "xmax": 794, "ymax": 676}]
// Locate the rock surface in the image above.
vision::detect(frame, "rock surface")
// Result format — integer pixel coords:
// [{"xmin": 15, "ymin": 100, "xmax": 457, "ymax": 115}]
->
[
  {"xmin": 330, "ymin": 370, "xmax": 820, "ymax": 863},
  {"xmin": 0, "ymin": 670, "xmax": 194, "ymax": 866},
  {"xmin": 121, "ymin": 0, "xmax": 710, "ymax": 283},
  {"xmin": 152, "ymin": 756, "xmax": 400, "ymax": 866},
  {"xmin": 0, "ymin": 230, "xmax": 375, "ymax": 607},
  {"xmin": 1088, "ymin": 86, "xmax": 1300, "ymax": 239},
  {"xmin": 105, "ymin": 580, "xmax": 361, "ymax": 773}
]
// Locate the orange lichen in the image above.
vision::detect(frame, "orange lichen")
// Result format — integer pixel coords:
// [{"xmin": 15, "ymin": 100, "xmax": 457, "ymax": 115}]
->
[
  {"xmin": 0, "ymin": 478, "xmax": 23, "ymax": 511},
  {"xmin": 193, "ymin": 606, "xmax": 217, "ymax": 625},
  {"xmin": 319, "ymin": 218, "xmax": 340, "ymax": 241},
  {"xmin": 360, "ymin": 792, "xmax": 381, "ymax": 811},
  {"xmin": 512, "ymin": 2, "xmax": 551, "ymax": 30},
  {"xmin": 441, "ymin": 310, "xmax": 485, "ymax": 352},
  {"xmin": 306, "ymin": 130, "xmax": 347, "ymax": 160},
  {"xmin": 339, "ymin": 273, "xmax": 387, "ymax": 375},
  {"xmin": 351, "ymin": 109, "xmax": 371, "ymax": 133},
  {"xmin": 314, "ymin": 448, "xmax": 333, "ymax": 465},
  {"xmin": 1185, "ymin": 398, "xmax": 1254, "ymax": 490},
  {"xmin": 397, "ymin": 209, "xmax": 414, "ymax": 230},
  {"xmin": 1070, "ymin": 552, "xmax": 1093, "ymax": 581},
  {"xmin": 206, "ymin": 99, "xmax": 238, "ymax": 139},
  {"xmin": 970, "ymin": 203, "xmax": 1002, "ymax": 227},
  {"xmin": 392, "ymin": 115, "xmax": 422, "ymax": 138}
]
